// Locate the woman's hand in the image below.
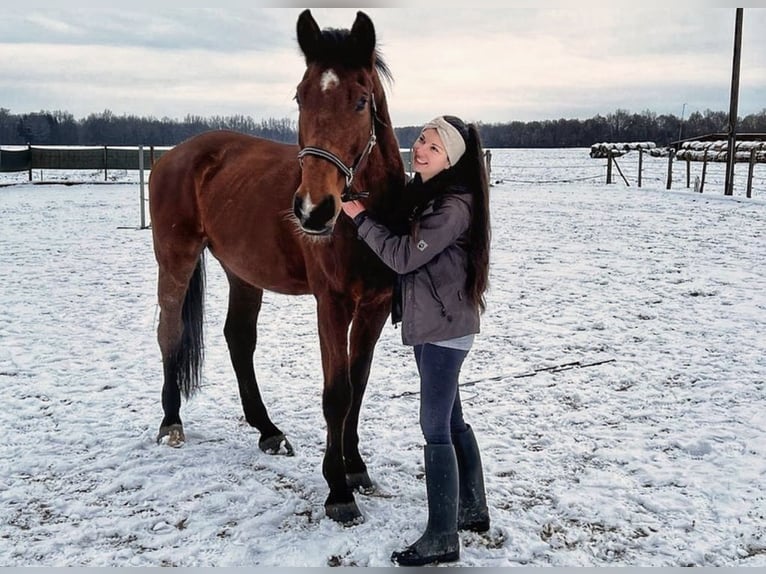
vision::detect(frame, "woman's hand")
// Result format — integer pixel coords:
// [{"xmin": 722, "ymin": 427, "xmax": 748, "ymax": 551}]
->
[{"xmin": 341, "ymin": 200, "xmax": 366, "ymax": 220}]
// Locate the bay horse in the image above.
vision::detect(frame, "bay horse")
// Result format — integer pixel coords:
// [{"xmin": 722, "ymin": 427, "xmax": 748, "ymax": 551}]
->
[{"xmin": 148, "ymin": 9, "xmax": 405, "ymax": 524}]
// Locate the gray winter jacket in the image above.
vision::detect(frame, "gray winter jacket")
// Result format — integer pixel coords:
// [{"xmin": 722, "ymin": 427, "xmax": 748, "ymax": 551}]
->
[{"xmin": 355, "ymin": 191, "xmax": 480, "ymax": 346}]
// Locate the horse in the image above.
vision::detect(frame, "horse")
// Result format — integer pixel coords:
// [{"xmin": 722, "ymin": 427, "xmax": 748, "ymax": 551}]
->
[{"xmin": 148, "ymin": 9, "xmax": 405, "ymax": 524}]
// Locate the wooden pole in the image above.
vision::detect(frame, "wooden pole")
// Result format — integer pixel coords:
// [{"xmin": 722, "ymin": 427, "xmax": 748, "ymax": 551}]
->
[
  {"xmin": 666, "ymin": 148, "xmax": 674, "ymax": 190},
  {"xmin": 638, "ymin": 148, "xmax": 643, "ymax": 187},
  {"xmin": 725, "ymin": 8, "xmax": 744, "ymax": 196},
  {"xmin": 139, "ymin": 145, "xmax": 147, "ymax": 229},
  {"xmin": 607, "ymin": 151, "xmax": 613, "ymax": 184},
  {"xmin": 103, "ymin": 145, "xmax": 108, "ymax": 182},
  {"xmin": 28, "ymin": 143, "xmax": 32, "ymax": 182}
]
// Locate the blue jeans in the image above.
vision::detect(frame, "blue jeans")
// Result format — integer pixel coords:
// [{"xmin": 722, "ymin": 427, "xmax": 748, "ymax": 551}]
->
[{"xmin": 414, "ymin": 343, "xmax": 470, "ymax": 445}]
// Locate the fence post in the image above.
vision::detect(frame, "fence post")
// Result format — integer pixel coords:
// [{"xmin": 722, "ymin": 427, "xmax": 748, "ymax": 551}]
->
[
  {"xmin": 606, "ymin": 151, "xmax": 613, "ymax": 184},
  {"xmin": 666, "ymin": 148, "xmax": 674, "ymax": 190},
  {"xmin": 638, "ymin": 148, "xmax": 643, "ymax": 187},
  {"xmin": 103, "ymin": 146, "xmax": 108, "ymax": 182},
  {"xmin": 484, "ymin": 149, "xmax": 492, "ymax": 183},
  {"xmin": 28, "ymin": 143, "xmax": 32, "ymax": 182},
  {"xmin": 139, "ymin": 145, "xmax": 148, "ymax": 229}
]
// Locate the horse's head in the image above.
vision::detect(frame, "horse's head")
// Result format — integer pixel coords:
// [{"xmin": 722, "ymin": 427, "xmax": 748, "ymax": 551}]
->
[{"xmin": 293, "ymin": 9, "xmax": 381, "ymax": 236}]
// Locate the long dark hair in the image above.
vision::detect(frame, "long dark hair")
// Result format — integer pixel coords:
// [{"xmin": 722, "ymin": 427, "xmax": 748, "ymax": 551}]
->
[{"xmin": 444, "ymin": 116, "xmax": 491, "ymax": 313}]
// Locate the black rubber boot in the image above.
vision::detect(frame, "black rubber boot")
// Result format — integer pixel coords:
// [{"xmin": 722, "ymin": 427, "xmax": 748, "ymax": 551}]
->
[
  {"xmin": 391, "ymin": 444, "xmax": 460, "ymax": 566},
  {"xmin": 452, "ymin": 425, "xmax": 490, "ymax": 533}
]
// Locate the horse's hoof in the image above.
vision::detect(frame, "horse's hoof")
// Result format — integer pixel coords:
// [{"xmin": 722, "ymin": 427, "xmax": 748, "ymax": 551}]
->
[
  {"xmin": 325, "ymin": 501, "xmax": 364, "ymax": 525},
  {"xmin": 157, "ymin": 424, "xmax": 185, "ymax": 448},
  {"xmin": 346, "ymin": 471, "xmax": 375, "ymax": 494},
  {"xmin": 259, "ymin": 433, "xmax": 294, "ymax": 456}
]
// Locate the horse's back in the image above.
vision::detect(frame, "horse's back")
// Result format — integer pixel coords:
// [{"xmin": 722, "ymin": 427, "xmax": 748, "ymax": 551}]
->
[
  {"xmin": 151, "ymin": 130, "xmax": 298, "ymax": 198},
  {"xmin": 150, "ymin": 129, "xmax": 300, "ymax": 228}
]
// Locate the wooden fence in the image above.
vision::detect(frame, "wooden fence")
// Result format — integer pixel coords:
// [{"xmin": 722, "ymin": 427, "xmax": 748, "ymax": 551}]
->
[
  {"xmin": 1, "ymin": 144, "xmax": 492, "ymax": 183},
  {"xmin": 590, "ymin": 139, "xmax": 766, "ymax": 197},
  {"xmin": 0, "ymin": 145, "xmax": 171, "ymax": 180}
]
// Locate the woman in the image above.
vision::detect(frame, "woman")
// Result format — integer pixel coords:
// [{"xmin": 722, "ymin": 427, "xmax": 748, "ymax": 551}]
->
[{"xmin": 342, "ymin": 115, "xmax": 491, "ymax": 566}]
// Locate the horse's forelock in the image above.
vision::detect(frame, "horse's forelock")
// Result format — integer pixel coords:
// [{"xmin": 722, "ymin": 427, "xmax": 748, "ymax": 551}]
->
[
  {"xmin": 307, "ymin": 42, "xmax": 393, "ymax": 90},
  {"xmin": 304, "ymin": 28, "xmax": 369, "ymax": 69}
]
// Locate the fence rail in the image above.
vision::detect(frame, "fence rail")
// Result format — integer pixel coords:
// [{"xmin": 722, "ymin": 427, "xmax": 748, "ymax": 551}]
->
[
  {"xmin": 1, "ymin": 145, "xmax": 493, "ymax": 182},
  {"xmin": 0, "ymin": 145, "xmax": 172, "ymax": 176}
]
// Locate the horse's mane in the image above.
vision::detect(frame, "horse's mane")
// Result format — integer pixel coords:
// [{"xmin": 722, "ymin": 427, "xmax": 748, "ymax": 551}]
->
[{"xmin": 312, "ymin": 28, "xmax": 393, "ymax": 86}]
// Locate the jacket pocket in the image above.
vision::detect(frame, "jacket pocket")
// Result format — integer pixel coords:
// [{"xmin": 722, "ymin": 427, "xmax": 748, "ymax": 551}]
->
[{"xmin": 424, "ymin": 266, "xmax": 451, "ymax": 321}]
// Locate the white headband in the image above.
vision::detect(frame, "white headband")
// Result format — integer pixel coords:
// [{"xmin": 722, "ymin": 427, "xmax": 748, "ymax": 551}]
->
[{"xmin": 421, "ymin": 116, "xmax": 466, "ymax": 166}]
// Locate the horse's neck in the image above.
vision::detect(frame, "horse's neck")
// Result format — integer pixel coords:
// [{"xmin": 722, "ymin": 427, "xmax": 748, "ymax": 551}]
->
[{"xmin": 365, "ymin": 136, "xmax": 404, "ymax": 221}]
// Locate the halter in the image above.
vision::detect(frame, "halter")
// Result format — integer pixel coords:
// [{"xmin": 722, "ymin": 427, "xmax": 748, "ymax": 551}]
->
[{"xmin": 297, "ymin": 93, "xmax": 377, "ymax": 203}]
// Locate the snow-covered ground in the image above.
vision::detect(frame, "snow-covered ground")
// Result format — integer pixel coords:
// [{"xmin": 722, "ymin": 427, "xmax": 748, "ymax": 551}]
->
[{"xmin": 1, "ymin": 149, "xmax": 765, "ymax": 567}]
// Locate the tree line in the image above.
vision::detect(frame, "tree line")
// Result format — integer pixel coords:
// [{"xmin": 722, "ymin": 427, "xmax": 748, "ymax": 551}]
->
[{"xmin": 2, "ymin": 107, "xmax": 766, "ymax": 148}]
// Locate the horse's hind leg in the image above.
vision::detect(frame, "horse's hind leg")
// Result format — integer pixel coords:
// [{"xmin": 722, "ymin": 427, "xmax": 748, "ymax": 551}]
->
[
  {"xmin": 223, "ymin": 272, "xmax": 291, "ymax": 455},
  {"xmin": 156, "ymin": 247, "xmax": 206, "ymax": 447}
]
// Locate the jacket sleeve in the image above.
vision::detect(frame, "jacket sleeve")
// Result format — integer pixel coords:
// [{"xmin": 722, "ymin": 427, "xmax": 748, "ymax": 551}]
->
[{"xmin": 355, "ymin": 195, "xmax": 470, "ymax": 275}]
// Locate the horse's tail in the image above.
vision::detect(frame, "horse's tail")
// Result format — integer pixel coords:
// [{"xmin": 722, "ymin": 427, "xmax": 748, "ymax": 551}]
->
[{"xmin": 175, "ymin": 251, "xmax": 206, "ymax": 400}]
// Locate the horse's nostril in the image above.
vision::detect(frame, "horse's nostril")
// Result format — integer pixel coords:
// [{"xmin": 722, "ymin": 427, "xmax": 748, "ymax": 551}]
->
[{"xmin": 314, "ymin": 195, "xmax": 336, "ymax": 225}]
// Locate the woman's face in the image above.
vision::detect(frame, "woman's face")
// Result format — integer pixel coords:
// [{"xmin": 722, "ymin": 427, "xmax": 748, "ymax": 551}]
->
[{"xmin": 412, "ymin": 128, "xmax": 450, "ymax": 182}]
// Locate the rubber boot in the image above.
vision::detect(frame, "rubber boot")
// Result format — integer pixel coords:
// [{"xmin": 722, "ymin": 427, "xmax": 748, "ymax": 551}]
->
[
  {"xmin": 452, "ymin": 425, "xmax": 490, "ymax": 532},
  {"xmin": 391, "ymin": 444, "xmax": 460, "ymax": 566}
]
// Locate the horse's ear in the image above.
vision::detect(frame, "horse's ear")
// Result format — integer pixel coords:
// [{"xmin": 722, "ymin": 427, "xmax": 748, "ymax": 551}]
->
[
  {"xmin": 297, "ymin": 9, "xmax": 321, "ymax": 62},
  {"xmin": 351, "ymin": 11, "xmax": 376, "ymax": 68}
]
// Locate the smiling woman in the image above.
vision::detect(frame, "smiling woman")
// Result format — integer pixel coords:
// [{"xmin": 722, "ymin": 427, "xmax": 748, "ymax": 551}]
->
[{"xmin": 340, "ymin": 113, "xmax": 491, "ymax": 566}]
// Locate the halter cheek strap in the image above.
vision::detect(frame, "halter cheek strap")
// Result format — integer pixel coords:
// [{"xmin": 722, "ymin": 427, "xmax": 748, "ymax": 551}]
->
[{"xmin": 297, "ymin": 94, "xmax": 377, "ymax": 203}]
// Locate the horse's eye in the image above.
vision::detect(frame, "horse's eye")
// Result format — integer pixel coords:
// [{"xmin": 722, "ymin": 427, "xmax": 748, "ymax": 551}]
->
[
  {"xmin": 355, "ymin": 96, "xmax": 368, "ymax": 112},
  {"xmin": 294, "ymin": 93, "xmax": 301, "ymax": 107}
]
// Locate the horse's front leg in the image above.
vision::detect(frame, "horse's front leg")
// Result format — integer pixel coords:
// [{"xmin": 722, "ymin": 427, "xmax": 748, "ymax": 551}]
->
[
  {"xmin": 315, "ymin": 291, "xmax": 359, "ymax": 524},
  {"xmin": 344, "ymin": 296, "xmax": 391, "ymax": 492}
]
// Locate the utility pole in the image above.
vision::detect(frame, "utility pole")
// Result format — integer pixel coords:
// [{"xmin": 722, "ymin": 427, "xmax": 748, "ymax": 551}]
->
[{"xmin": 724, "ymin": 8, "xmax": 743, "ymax": 196}]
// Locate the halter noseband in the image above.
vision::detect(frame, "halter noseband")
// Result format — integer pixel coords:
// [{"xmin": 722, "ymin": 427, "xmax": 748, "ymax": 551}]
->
[{"xmin": 297, "ymin": 93, "xmax": 377, "ymax": 203}]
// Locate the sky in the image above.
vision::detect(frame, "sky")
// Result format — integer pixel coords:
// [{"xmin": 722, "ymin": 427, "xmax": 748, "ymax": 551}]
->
[{"xmin": 2, "ymin": 2, "xmax": 766, "ymax": 127}]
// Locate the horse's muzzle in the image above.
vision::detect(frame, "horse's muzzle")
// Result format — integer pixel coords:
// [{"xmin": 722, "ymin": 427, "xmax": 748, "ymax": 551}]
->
[{"xmin": 293, "ymin": 192, "xmax": 337, "ymax": 235}]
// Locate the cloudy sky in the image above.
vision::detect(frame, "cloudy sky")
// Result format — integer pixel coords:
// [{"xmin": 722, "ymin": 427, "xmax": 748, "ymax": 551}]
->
[{"xmin": 2, "ymin": 1, "xmax": 765, "ymax": 127}]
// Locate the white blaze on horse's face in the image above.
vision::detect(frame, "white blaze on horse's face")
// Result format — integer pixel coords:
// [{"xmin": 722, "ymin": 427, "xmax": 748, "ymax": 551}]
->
[{"xmin": 320, "ymin": 69, "xmax": 340, "ymax": 92}]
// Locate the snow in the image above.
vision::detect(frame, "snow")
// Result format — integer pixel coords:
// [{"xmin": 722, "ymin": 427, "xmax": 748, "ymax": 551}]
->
[{"xmin": 1, "ymin": 148, "xmax": 765, "ymax": 567}]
